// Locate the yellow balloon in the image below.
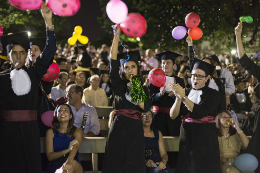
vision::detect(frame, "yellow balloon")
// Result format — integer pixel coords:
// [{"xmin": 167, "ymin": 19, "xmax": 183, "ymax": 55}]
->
[
  {"xmin": 72, "ymin": 31, "xmax": 81, "ymax": 38},
  {"xmin": 74, "ymin": 26, "xmax": 83, "ymax": 35},
  {"xmin": 68, "ymin": 37, "xmax": 77, "ymax": 45},
  {"xmin": 78, "ymin": 35, "xmax": 89, "ymax": 44}
]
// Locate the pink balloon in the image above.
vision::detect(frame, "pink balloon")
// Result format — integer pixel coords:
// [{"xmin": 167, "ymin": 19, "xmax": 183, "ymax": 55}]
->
[
  {"xmin": 0, "ymin": 25, "xmax": 3, "ymax": 37},
  {"xmin": 106, "ymin": 0, "xmax": 128, "ymax": 23},
  {"xmin": 42, "ymin": 63, "xmax": 60, "ymax": 82},
  {"xmin": 120, "ymin": 13, "xmax": 147, "ymax": 38},
  {"xmin": 41, "ymin": 111, "xmax": 54, "ymax": 127},
  {"xmin": 8, "ymin": 0, "xmax": 42, "ymax": 11},
  {"xmin": 46, "ymin": 0, "xmax": 81, "ymax": 17}
]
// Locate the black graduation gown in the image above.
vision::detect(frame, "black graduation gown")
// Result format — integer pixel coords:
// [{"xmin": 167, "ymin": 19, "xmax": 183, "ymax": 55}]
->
[
  {"xmin": 102, "ymin": 59, "xmax": 152, "ymax": 173},
  {"xmin": 0, "ymin": 31, "xmax": 56, "ymax": 173},
  {"xmin": 238, "ymin": 54, "xmax": 260, "ymax": 173},
  {"xmin": 37, "ymin": 81, "xmax": 55, "ymax": 137},
  {"xmin": 148, "ymin": 75, "xmax": 185, "ymax": 136},
  {"xmin": 176, "ymin": 86, "xmax": 221, "ymax": 173}
]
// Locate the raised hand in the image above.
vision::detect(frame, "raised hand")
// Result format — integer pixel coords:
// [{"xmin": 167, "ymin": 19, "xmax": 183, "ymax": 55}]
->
[
  {"xmin": 113, "ymin": 24, "xmax": 121, "ymax": 37},
  {"xmin": 235, "ymin": 22, "xmax": 242, "ymax": 36},
  {"xmin": 186, "ymin": 35, "xmax": 193, "ymax": 46}
]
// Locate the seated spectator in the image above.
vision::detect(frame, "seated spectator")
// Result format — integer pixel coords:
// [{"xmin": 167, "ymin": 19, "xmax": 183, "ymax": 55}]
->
[
  {"xmin": 56, "ymin": 57, "xmax": 67, "ymax": 69},
  {"xmin": 83, "ymin": 75, "xmax": 108, "ymax": 107},
  {"xmin": 142, "ymin": 110, "xmax": 173, "ymax": 173},
  {"xmin": 142, "ymin": 49, "xmax": 159, "ymax": 70},
  {"xmin": 75, "ymin": 71, "xmax": 88, "ymax": 89},
  {"xmin": 99, "ymin": 70, "xmax": 112, "ymax": 98},
  {"xmin": 50, "ymin": 72, "xmax": 69, "ymax": 102},
  {"xmin": 67, "ymin": 84, "xmax": 100, "ymax": 137},
  {"xmin": 216, "ymin": 111, "xmax": 249, "ymax": 173},
  {"xmin": 45, "ymin": 104, "xmax": 83, "ymax": 173},
  {"xmin": 69, "ymin": 70, "xmax": 77, "ymax": 82},
  {"xmin": 230, "ymin": 78, "xmax": 254, "ymax": 135}
]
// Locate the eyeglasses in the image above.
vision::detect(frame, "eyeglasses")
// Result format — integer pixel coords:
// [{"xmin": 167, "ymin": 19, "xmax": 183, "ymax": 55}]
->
[
  {"xmin": 142, "ymin": 114, "xmax": 153, "ymax": 119},
  {"xmin": 191, "ymin": 74, "xmax": 207, "ymax": 79}
]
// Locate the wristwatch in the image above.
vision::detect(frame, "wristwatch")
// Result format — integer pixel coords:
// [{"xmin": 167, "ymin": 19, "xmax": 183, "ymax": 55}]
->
[{"xmin": 180, "ymin": 96, "xmax": 187, "ymax": 102}]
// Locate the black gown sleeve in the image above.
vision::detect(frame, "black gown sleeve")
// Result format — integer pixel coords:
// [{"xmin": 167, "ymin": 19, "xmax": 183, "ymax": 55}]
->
[
  {"xmin": 191, "ymin": 89, "xmax": 220, "ymax": 119},
  {"xmin": 238, "ymin": 54, "xmax": 260, "ymax": 82},
  {"xmin": 33, "ymin": 31, "xmax": 57, "ymax": 79},
  {"xmin": 109, "ymin": 59, "xmax": 122, "ymax": 96},
  {"xmin": 143, "ymin": 86, "xmax": 152, "ymax": 112},
  {"xmin": 41, "ymin": 31, "xmax": 57, "ymax": 65},
  {"xmin": 189, "ymin": 46, "xmax": 195, "ymax": 70}
]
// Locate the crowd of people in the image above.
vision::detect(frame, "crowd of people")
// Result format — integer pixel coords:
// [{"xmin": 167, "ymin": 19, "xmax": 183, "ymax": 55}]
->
[{"xmin": 0, "ymin": 4, "xmax": 259, "ymax": 173}]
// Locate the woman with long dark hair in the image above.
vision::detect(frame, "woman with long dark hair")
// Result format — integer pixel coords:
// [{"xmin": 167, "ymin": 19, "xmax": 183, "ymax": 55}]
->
[
  {"xmin": 216, "ymin": 110, "xmax": 249, "ymax": 173},
  {"xmin": 45, "ymin": 103, "xmax": 83, "ymax": 173},
  {"xmin": 142, "ymin": 110, "xmax": 173, "ymax": 173},
  {"xmin": 102, "ymin": 25, "xmax": 152, "ymax": 173}
]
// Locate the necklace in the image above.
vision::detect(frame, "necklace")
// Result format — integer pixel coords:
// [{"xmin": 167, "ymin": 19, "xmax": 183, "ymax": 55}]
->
[{"xmin": 223, "ymin": 134, "xmax": 230, "ymax": 138}]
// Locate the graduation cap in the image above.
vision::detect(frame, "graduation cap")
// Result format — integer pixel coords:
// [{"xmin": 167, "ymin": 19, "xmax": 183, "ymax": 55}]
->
[
  {"xmin": 30, "ymin": 37, "xmax": 46, "ymax": 52},
  {"xmin": 90, "ymin": 67, "xmax": 100, "ymax": 75},
  {"xmin": 141, "ymin": 70, "xmax": 150, "ymax": 75},
  {"xmin": 118, "ymin": 50, "xmax": 141, "ymax": 66},
  {"xmin": 156, "ymin": 51, "xmax": 182, "ymax": 63},
  {"xmin": 191, "ymin": 58, "xmax": 215, "ymax": 76},
  {"xmin": 1, "ymin": 32, "xmax": 29, "ymax": 56},
  {"xmin": 100, "ymin": 70, "xmax": 109, "ymax": 75},
  {"xmin": 234, "ymin": 78, "xmax": 244, "ymax": 86}
]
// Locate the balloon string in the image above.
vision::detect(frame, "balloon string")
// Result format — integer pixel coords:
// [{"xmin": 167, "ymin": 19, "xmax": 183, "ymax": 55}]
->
[{"xmin": 111, "ymin": 25, "xmax": 130, "ymax": 60}]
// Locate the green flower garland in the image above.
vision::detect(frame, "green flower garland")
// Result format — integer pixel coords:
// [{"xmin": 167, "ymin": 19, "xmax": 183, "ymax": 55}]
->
[{"xmin": 130, "ymin": 75, "xmax": 148, "ymax": 103}]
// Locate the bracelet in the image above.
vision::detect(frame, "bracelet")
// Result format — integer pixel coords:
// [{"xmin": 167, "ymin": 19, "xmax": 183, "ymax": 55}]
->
[{"xmin": 238, "ymin": 130, "xmax": 243, "ymax": 134}]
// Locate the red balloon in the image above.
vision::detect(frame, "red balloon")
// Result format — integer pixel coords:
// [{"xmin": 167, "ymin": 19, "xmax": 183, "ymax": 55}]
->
[
  {"xmin": 148, "ymin": 68, "xmax": 166, "ymax": 87},
  {"xmin": 42, "ymin": 63, "xmax": 60, "ymax": 82},
  {"xmin": 120, "ymin": 13, "xmax": 147, "ymax": 38},
  {"xmin": 46, "ymin": 0, "xmax": 81, "ymax": 17},
  {"xmin": 41, "ymin": 111, "xmax": 54, "ymax": 127},
  {"xmin": 185, "ymin": 12, "xmax": 200, "ymax": 29},
  {"xmin": 8, "ymin": 0, "xmax": 42, "ymax": 11},
  {"xmin": 188, "ymin": 27, "xmax": 203, "ymax": 40}
]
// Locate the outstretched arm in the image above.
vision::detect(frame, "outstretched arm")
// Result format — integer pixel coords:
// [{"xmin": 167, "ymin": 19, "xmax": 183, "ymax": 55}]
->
[
  {"xmin": 235, "ymin": 22, "xmax": 245, "ymax": 59},
  {"xmin": 110, "ymin": 25, "xmax": 121, "ymax": 60}
]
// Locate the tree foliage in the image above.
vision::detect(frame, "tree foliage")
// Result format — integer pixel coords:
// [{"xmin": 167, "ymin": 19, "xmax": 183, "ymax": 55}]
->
[
  {"xmin": 0, "ymin": 1, "xmax": 70, "ymax": 44},
  {"xmin": 98, "ymin": 0, "xmax": 260, "ymax": 54}
]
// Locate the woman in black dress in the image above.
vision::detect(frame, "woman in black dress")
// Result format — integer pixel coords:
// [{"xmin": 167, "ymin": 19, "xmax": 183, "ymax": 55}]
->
[
  {"xmin": 102, "ymin": 25, "xmax": 152, "ymax": 173},
  {"xmin": 169, "ymin": 37, "xmax": 221, "ymax": 173}
]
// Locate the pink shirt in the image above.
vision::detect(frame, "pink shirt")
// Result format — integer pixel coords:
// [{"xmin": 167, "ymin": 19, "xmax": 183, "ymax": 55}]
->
[{"xmin": 142, "ymin": 56, "xmax": 158, "ymax": 71}]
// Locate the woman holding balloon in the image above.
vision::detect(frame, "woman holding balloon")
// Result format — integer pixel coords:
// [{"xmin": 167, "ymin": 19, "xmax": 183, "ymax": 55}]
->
[
  {"xmin": 216, "ymin": 110, "xmax": 250, "ymax": 173},
  {"xmin": 102, "ymin": 24, "xmax": 152, "ymax": 173}
]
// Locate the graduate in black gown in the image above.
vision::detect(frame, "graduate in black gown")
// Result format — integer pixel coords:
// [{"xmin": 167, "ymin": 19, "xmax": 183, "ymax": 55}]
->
[
  {"xmin": 102, "ymin": 25, "xmax": 152, "ymax": 173},
  {"xmin": 235, "ymin": 22, "xmax": 260, "ymax": 173},
  {"xmin": 148, "ymin": 51, "xmax": 185, "ymax": 136},
  {"xmin": 0, "ymin": 4, "xmax": 56, "ymax": 172},
  {"xmin": 169, "ymin": 38, "xmax": 221, "ymax": 173}
]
